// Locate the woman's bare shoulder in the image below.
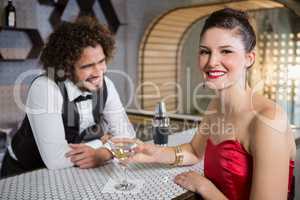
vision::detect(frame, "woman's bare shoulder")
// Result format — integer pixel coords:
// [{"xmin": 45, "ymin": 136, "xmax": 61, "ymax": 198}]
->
[
  {"xmin": 251, "ymin": 93, "xmax": 287, "ymax": 124},
  {"xmin": 250, "ymin": 93, "xmax": 296, "ymax": 159}
]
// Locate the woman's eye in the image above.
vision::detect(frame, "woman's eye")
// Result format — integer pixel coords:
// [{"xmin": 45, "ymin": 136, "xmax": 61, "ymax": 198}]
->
[
  {"xmin": 221, "ymin": 50, "xmax": 232, "ymax": 54},
  {"xmin": 199, "ymin": 50, "xmax": 209, "ymax": 55}
]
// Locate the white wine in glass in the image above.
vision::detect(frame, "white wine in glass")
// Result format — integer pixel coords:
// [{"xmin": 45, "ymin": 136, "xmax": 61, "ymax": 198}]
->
[{"xmin": 108, "ymin": 138, "xmax": 136, "ymax": 191}]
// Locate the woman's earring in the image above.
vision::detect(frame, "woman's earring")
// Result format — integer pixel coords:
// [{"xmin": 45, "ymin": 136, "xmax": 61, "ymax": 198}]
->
[{"xmin": 203, "ymin": 81, "xmax": 206, "ymax": 89}]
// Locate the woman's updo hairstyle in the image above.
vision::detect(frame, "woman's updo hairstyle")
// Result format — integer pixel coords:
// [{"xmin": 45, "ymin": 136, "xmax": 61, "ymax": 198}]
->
[{"xmin": 200, "ymin": 8, "xmax": 256, "ymax": 52}]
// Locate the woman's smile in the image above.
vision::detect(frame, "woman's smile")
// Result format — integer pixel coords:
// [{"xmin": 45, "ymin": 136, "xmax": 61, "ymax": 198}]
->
[{"xmin": 206, "ymin": 70, "xmax": 227, "ymax": 79}]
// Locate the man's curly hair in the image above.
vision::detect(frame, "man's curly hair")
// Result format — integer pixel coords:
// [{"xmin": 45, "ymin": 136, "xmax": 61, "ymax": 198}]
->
[{"xmin": 40, "ymin": 16, "xmax": 115, "ymax": 82}]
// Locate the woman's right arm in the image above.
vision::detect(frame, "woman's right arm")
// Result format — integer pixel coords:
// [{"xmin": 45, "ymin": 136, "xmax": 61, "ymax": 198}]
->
[
  {"xmin": 130, "ymin": 117, "xmax": 209, "ymax": 166},
  {"xmin": 26, "ymin": 77, "xmax": 74, "ymax": 169}
]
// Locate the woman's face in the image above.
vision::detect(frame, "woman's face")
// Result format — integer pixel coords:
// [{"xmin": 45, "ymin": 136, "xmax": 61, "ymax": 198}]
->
[
  {"xmin": 198, "ymin": 27, "xmax": 254, "ymax": 90},
  {"xmin": 73, "ymin": 44, "xmax": 107, "ymax": 91}
]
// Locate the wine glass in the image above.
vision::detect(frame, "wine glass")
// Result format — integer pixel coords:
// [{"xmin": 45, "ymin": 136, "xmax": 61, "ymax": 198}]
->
[{"xmin": 107, "ymin": 137, "xmax": 136, "ymax": 191}]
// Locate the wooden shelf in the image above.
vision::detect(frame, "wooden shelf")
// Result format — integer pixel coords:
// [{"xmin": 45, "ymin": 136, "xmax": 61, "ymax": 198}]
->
[
  {"xmin": 0, "ymin": 26, "xmax": 44, "ymax": 61},
  {"xmin": 38, "ymin": 0, "xmax": 57, "ymax": 6},
  {"xmin": 41, "ymin": 0, "xmax": 121, "ymax": 33}
]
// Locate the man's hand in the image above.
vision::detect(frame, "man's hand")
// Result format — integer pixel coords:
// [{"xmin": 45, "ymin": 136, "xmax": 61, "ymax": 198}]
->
[{"xmin": 65, "ymin": 144, "xmax": 113, "ymax": 169}]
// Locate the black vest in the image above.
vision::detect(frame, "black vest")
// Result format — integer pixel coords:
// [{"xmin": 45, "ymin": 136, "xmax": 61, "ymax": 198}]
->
[{"xmin": 10, "ymin": 77, "xmax": 108, "ymax": 171}]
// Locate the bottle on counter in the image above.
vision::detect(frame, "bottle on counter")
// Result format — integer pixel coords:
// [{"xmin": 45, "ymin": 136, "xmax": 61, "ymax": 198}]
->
[
  {"xmin": 152, "ymin": 101, "xmax": 170, "ymax": 146},
  {"xmin": 5, "ymin": 0, "xmax": 16, "ymax": 27}
]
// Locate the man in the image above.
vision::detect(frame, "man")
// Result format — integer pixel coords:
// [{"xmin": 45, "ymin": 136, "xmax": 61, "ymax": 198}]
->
[{"xmin": 0, "ymin": 17, "xmax": 135, "ymax": 177}]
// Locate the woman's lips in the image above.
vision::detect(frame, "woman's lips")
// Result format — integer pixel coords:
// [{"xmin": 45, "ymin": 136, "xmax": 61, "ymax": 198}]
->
[{"xmin": 206, "ymin": 70, "xmax": 226, "ymax": 79}]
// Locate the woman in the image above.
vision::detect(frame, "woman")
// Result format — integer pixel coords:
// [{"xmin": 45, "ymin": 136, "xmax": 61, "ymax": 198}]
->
[{"xmin": 127, "ymin": 8, "xmax": 296, "ymax": 200}]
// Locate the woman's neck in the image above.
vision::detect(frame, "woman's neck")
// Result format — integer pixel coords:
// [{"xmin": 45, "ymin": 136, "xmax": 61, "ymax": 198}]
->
[{"xmin": 213, "ymin": 84, "xmax": 251, "ymax": 117}]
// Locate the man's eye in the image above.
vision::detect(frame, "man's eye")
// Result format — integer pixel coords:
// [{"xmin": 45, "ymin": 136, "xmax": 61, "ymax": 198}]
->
[
  {"xmin": 97, "ymin": 60, "xmax": 104, "ymax": 64},
  {"xmin": 80, "ymin": 65, "xmax": 92, "ymax": 69}
]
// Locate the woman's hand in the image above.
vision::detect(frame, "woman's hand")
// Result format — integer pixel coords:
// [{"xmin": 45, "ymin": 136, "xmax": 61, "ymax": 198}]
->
[
  {"xmin": 174, "ymin": 171, "xmax": 205, "ymax": 193},
  {"xmin": 174, "ymin": 171, "xmax": 227, "ymax": 200},
  {"xmin": 101, "ymin": 133, "xmax": 112, "ymax": 144},
  {"xmin": 126, "ymin": 143, "xmax": 162, "ymax": 164}
]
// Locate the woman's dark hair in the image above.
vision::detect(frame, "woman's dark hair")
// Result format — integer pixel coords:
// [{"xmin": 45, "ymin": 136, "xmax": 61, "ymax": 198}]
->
[
  {"xmin": 200, "ymin": 8, "xmax": 256, "ymax": 52},
  {"xmin": 40, "ymin": 16, "xmax": 115, "ymax": 82}
]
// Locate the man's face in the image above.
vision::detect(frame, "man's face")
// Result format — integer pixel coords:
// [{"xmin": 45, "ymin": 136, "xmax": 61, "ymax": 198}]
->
[{"xmin": 73, "ymin": 45, "xmax": 107, "ymax": 91}]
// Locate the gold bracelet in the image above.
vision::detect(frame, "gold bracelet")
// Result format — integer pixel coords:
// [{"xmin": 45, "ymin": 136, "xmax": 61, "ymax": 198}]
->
[{"xmin": 172, "ymin": 145, "xmax": 184, "ymax": 166}]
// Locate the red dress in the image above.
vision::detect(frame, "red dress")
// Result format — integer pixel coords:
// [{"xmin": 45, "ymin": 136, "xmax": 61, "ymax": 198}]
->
[{"xmin": 204, "ymin": 138, "xmax": 294, "ymax": 200}]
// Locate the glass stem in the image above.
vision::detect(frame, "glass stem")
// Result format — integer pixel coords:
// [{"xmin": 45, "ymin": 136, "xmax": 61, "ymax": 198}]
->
[{"xmin": 122, "ymin": 165, "xmax": 128, "ymax": 186}]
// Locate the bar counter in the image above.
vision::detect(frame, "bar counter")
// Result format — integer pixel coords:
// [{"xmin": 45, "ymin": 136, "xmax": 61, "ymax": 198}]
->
[{"xmin": 0, "ymin": 129, "xmax": 203, "ymax": 200}]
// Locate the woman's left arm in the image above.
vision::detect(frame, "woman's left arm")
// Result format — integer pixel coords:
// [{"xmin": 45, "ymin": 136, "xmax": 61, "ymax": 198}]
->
[
  {"xmin": 174, "ymin": 171, "xmax": 228, "ymax": 200},
  {"xmin": 250, "ymin": 107, "xmax": 290, "ymax": 200}
]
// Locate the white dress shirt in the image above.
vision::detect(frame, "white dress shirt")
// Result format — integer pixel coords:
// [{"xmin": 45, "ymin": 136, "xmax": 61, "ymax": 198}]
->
[{"xmin": 8, "ymin": 76, "xmax": 135, "ymax": 169}]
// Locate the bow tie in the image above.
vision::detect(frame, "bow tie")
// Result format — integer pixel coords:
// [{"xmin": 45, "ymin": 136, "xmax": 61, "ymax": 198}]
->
[{"xmin": 74, "ymin": 95, "xmax": 92, "ymax": 102}]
